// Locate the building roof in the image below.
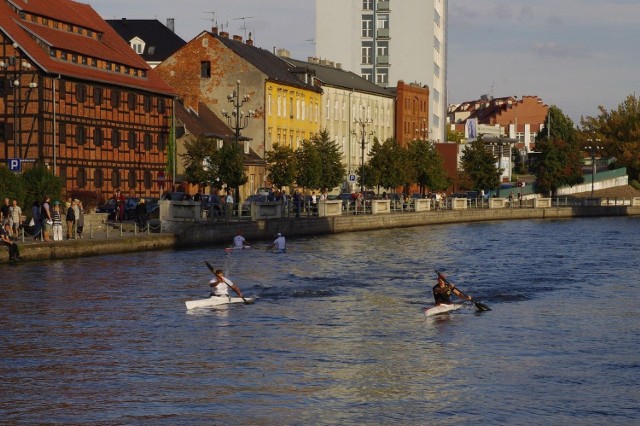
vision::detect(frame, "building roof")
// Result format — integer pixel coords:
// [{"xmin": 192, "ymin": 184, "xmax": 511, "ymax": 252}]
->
[
  {"xmin": 282, "ymin": 57, "xmax": 394, "ymax": 98},
  {"xmin": 0, "ymin": 0, "xmax": 175, "ymax": 96},
  {"xmin": 106, "ymin": 19, "xmax": 186, "ymax": 64},
  {"xmin": 211, "ymin": 32, "xmax": 321, "ymax": 94}
]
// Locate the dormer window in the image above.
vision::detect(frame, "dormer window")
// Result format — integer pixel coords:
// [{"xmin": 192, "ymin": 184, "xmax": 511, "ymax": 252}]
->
[{"xmin": 130, "ymin": 37, "xmax": 146, "ymax": 54}]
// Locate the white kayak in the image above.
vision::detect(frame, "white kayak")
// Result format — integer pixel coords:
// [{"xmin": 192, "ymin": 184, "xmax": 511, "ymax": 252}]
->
[
  {"xmin": 185, "ymin": 296, "xmax": 255, "ymax": 310},
  {"xmin": 424, "ymin": 303, "xmax": 463, "ymax": 317},
  {"xmin": 225, "ymin": 246, "xmax": 251, "ymax": 252}
]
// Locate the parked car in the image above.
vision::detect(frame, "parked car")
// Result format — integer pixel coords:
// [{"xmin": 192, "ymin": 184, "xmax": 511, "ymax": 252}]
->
[
  {"xmin": 242, "ymin": 194, "xmax": 268, "ymax": 212},
  {"xmin": 160, "ymin": 192, "xmax": 193, "ymax": 201}
]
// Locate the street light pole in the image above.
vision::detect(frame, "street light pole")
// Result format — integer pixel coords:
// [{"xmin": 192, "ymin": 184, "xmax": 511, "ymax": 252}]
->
[
  {"xmin": 221, "ymin": 80, "xmax": 254, "ymax": 205},
  {"xmin": 584, "ymin": 140, "xmax": 601, "ymax": 197},
  {"xmin": 354, "ymin": 118, "xmax": 373, "ymax": 193}
]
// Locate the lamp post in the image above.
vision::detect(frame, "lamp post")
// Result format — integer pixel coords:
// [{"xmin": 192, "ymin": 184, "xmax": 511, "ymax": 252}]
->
[
  {"xmin": 221, "ymin": 80, "xmax": 254, "ymax": 205},
  {"xmin": 584, "ymin": 140, "xmax": 601, "ymax": 197},
  {"xmin": 1, "ymin": 43, "xmax": 38, "ymax": 162},
  {"xmin": 354, "ymin": 118, "xmax": 373, "ymax": 193}
]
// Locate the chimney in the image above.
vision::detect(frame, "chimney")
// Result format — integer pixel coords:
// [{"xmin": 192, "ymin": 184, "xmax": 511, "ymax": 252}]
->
[
  {"xmin": 233, "ymin": 35, "xmax": 243, "ymax": 42},
  {"xmin": 244, "ymin": 141, "xmax": 250, "ymax": 154},
  {"xmin": 246, "ymin": 32, "xmax": 253, "ymax": 46},
  {"xmin": 335, "ymin": 63, "xmax": 342, "ymax": 70},
  {"xmin": 276, "ymin": 48, "xmax": 290, "ymax": 58},
  {"xmin": 220, "ymin": 31, "xmax": 229, "ymax": 38},
  {"xmin": 211, "ymin": 26, "xmax": 218, "ymax": 35},
  {"xmin": 166, "ymin": 18, "xmax": 175, "ymax": 32}
]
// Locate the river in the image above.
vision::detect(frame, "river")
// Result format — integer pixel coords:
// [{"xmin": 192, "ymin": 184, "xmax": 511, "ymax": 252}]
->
[{"xmin": 1, "ymin": 217, "xmax": 639, "ymax": 425}]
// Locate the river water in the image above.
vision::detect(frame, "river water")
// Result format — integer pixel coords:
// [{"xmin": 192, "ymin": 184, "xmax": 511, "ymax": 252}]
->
[{"xmin": 1, "ymin": 217, "xmax": 639, "ymax": 425}]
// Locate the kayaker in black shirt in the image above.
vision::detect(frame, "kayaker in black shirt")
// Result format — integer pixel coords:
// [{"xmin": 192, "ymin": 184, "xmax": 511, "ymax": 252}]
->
[{"xmin": 433, "ymin": 275, "xmax": 471, "ymax": 305}]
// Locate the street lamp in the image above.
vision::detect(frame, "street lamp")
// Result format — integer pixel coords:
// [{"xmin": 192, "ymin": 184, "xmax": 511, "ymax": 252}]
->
[
  {"xmin": 584, "ymin": 140, "xmax": 602, "ymax": 197},
  {"xmin": 221, "ymin": 80, "xmax": 254, "ymax": 205},
  {"xmin": 1, "ymin": 43, "xmax": 38, "ymax": 161},
  {"xmin": 353, "ymin": 118, "xmax": 373, "ymax": 194}
]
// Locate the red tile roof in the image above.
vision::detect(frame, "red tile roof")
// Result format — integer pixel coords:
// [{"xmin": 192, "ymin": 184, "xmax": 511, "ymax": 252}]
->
[{"xmin": 0, "ymin": 0, "xmax": 174, "ymax": 96}]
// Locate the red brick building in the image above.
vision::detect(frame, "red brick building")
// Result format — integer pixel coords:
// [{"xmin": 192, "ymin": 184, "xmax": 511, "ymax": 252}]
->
[
  {"xmin": 393, "ymin": 81, "xmax": 430, "ymax": 146},
  {"xmin": 0, "ymin": 0, "xmax": 175, "ymax": 200}
]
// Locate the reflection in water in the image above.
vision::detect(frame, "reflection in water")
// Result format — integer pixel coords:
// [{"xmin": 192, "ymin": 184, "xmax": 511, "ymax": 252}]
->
[{"xmin": 1, "ymin": 217, "xmax": 639, "ymax": 423}]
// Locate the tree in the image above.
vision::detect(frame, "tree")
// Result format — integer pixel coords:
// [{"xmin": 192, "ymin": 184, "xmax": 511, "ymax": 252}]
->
[
  {"xmin": 447, "ymin": 127, "xmax": 464, "ymax": 143},
  {"xmin": 366, "ymin": 138, "xmax": 407, "ymax": 192},
  {"xmin": 537, "ymin": 105, "xmax": 578, "ymax": 143},
  {"xmin": 460, "ymin": 138, "xmax": 502, "ymax": 192},
  {"xmin": 218, "ymin": 143, "xmax": 247, "ymax": 197},
  {"xmin": 580, "ymin": 94, "xmax": 640, "ymax": 181},
  {"xmin": 181, "ymin": 136, "xmax": 220, "ymax": 191},
  {"xmin": 534, "ymin": 138, "xmax": 584, "ymax": 194},
  {"xmin": 295, "ymin": 139, "xmax": 322, "ymax": 189},
  {"xmin": 310, "ymin": 129, "xmax": 346, "ymax": 191},
  {"xmin": 407, "ymin": 139, "xmax": 449, "ymax": 194},
  {"xmin": 265, "ymin": 143, "xmax": 297, "ymax": 189},
  {"xmin": 21, "ymin": 163, "xmax": 63, "ymax": 207}
]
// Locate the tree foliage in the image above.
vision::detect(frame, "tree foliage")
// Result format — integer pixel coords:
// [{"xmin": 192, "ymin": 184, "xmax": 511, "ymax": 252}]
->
[
  {"xmin": 460, "ymin": 138, "xmax": 502, "ymax": 191},
  {"xmin": 310, "ymin": 129, "xmax": 346, "ymax": 191},
  {"xmin": 181, "ymin": 136, "xmax": 220, "ymax": 190},
  {"xmin": 407, "ymin": 139, "xmax": 450, "ymax": 193},
  {"xmin": 537, "ymin": 105, "xmax": 577, "ymax": 143},
  {"xmin": 534, "ymin": 138, "xmax": 584, "ymax": 194},
  {"xmin": 366, "ymin": 138, "xmax": 407, "ymax": 191},
  {"xmin": 580, "ymin": 94, "xmax": 640, "ymax": 180},
  {"xmin": 265, "ymin": 143, "xmax": 297, "ymax": 189},
  {"xmin": 218, "ymin": 143, "xmax": 247, "ymax": 192}
]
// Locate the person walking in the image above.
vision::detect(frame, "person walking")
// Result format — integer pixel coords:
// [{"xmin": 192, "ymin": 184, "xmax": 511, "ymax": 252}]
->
[
  {"xmin": 76, "ymin": 200, "xmax": 85, "ymax": 238},
  {"xmin": 41, "ymin": 196, "xmax": 52, "ymax": 242},
  {"xmin": 66, "ymin": 199, "xmax": 76, "ymax": 239},
  {"xmin": 9, "ymin": 199, "xmax": 22, "ymax": 235}
]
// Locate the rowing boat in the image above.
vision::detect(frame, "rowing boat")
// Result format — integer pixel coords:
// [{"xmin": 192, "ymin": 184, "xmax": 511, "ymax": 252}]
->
[
  {"xmin": 225, "ymin": 246, "xmax": 252, "ymax": 252},
  {"xmin": 185, "ymin": 296, "xmax": 255, "ymax": 310},
  {"xmin": 424, "ymin": 303, "xmax": 463, "ymax": 317}
]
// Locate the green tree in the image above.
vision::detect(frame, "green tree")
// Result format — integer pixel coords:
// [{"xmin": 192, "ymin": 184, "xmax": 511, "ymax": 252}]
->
[
  {"xmin": 534, "ymin": 138, "xmax": 584, "ymax": 194},
  {"xmin": 21, "ymin": 163, "xmax": 63, "ymax": 207},
  {"xmin": 218, "ymin": 143, "xmax": 247, "ymax": 199},
  {"xmin": 460, "ymin": 138, "xmax": 502, "ymax": 192},
  {"xmin": 366, "ymin": 138, "xmax": 407, "ymax": 192},
  {"xmin": 0, "ymin": 166, "xmax": 22, "ymax": 203},
  {"xmin": 447, "ymin": 127, "xmax": 464, "ymax": 143},
  {"xmin": 311, "ymin": 129, "xmax": 346, "ymax": 191},
  {"xmin": 537, "ymin": 105, "xmax": 578, "ymax": 143},
  {"xmin": 408, "ymin": 139, "xmax": 449, "ymax": 194},
  {"xmin": 580, "ymin": 94, "xmax": 640, "ymax": 180},
  {"xmin": 265, "ymin": 143, "xmax": 297, "ymax": 189},
  {"xmin": 295, "ymin": 139, "xmax": 322, "ymax": 189},
  {"xmin": 181, "ymin": 136, "xmax": 220, "ymax": 191}
]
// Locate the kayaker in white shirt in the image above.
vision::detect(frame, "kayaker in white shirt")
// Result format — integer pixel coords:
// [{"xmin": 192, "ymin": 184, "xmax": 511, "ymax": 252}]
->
[{"xmin": 209, "ymin": 269, "xmax": 244, "ymax": 298}]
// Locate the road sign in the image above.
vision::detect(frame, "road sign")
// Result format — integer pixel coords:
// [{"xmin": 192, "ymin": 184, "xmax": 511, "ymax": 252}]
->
[
  {"xmin": 348, "ymin": 174, "xmax": 356, "ymax": 182},
  {"xmin": 8, "ymin": 158, "xmax": 21, "ymax": 172}
]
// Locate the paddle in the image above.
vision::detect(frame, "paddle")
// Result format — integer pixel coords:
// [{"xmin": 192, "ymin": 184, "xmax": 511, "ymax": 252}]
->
[
  {"xmin": 435, "ymin": 270, "xmax": 491, "ymax": 312},
  {"xmin": 204, "ymin": 261, "xmax": 253, "ymax": 304}
]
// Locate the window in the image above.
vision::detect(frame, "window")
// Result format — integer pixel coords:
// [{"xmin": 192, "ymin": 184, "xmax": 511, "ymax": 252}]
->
[
  {"xmin": 361, "ymin": 45, "xmax": 372, "ymax": 64},
  {"xmin": 158, "ymin": 133, "xmax": 167, "ymax": 151},
  {"xmin": 144, "ymin": 170, "xmax": 152, "ymax": 189},
  {"xmin": 111, "ymin": 90, "xmax": 120, "ymax": 107},
  {"xmin": 77, "ymin": 167, "xmax": 87, "ymax": 188},
  {"xmin": 128, "ymin": 170, "xmax": 136, "ymax": 190},
  {"xmin": 112, "ymin": 169, "xmax": 121, "ymax": 189},
  {"xmin": 94, "ymin": 87, "xmax": 103, "ymax": 105},
  {"xmin": 143, "ymin": 133, "xmax": 152, "ymax": 150},
  {"xmin": 81, "ymin": 56, "xmax": 87, "ymax": 65},
  {"xmin": 128, "ymin": 93, "xmax": 136, "ymax": 110},
  {"xmin": 362, "ymin": 17, "xmax": 373, "ymax": 37},
  {"xmin": 376, "ymin": 69, "xmax": 388, "ymax": 84},
  {"xmin": 157, "ymin": 98, "xmax": 165, "ymax": 114},
  {"xmin": 200, "ymin": 61, "xmax": 211, "ymax": 78},
  {"xmin": 144, "ymin": 96, "xmax": 152, "ymax": 112},
  {"xmin": 76, "ymin": 84, "xmax": 86, "ymax": 102},
  {"xmin": 434, "ymin": 36, "xmax": 441, "ymax": 52},
  {"xmin": 112, "ymin": 129, "xmax": 120, "ymax": 148},
  {"xmin": 59, "ymin": 123, "xmax": 66, "ymax": 143},
  {"xmin": 94, "ymin": 128, "xmax": 103, "ymax": 147},
  {"xmin": 75, "ymin": 125, "xmax": 86, "ymax": 145},
  {"xmin": 362, "ymin": 0, "xmax": 373, "ymax": 10},
  {"xmin": 128, "ymin": 131, "xmax": 136, "ymax": 149},
  {"xmin": 94, "ymin": 168, "xmax": 103, "ymax": 188}
]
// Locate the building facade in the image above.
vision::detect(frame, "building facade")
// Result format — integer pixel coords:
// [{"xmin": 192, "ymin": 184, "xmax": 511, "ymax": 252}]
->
[
  {"xmin": 0, "ymin": 0, "xmax": 175, "ymax": 200},
  {"xmin": 393, "ymin": 81, "xmax": 430, "ymax": 146},
  {"xmin": 316, "ymin": 0, "xmax": 447, "ymax": 143}
]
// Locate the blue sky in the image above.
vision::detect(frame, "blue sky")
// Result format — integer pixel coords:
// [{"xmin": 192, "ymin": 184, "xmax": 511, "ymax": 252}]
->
[{"xmin": 87, "ymin": 0, "xmax": 640, "ymax": 124}]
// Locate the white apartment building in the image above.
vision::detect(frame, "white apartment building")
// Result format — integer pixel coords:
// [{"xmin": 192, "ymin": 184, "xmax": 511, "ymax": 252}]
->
[{"xmin": 316, "ymin": 0, "xmax": 447, "ymax": 143}]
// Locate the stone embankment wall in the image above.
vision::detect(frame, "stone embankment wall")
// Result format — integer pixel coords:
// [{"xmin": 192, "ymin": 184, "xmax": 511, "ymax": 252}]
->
[{"xmin": 4, "ymin": 206, "xmax": 640, "ymax": 264}]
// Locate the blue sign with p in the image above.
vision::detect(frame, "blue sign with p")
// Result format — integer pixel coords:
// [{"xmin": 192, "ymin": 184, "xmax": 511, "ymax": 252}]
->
[{"xmin": 8, "ymin": 158, "xmax": 21, "ymax": 172}]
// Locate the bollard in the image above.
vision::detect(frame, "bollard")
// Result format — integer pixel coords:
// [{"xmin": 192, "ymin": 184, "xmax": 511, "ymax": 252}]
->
[
  {"xmin": 119, "ymin": 222, "xmax": 123, "ymax": 237},
  {"xmin": 134, "ymin": 222, "xmax": 137, "ymax": 236}
]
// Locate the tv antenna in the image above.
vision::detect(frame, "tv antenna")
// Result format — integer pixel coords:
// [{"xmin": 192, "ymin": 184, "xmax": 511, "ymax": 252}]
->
[
  {"xmin": 233, "ymin": 16, "xmax": 254, "ymax": 39},
  {"xmin": 202, "ymin": 11, "xmax": 216, "ymax": 27}
]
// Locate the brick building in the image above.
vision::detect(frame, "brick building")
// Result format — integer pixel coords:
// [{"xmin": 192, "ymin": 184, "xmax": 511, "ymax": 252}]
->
[
  {"xmin": 392, "ymin": 81, "xmax": 430, "ymax": 146},
  {"xmin": 0, "ymin": 0, "xmax": 175, "ymax": 200}
]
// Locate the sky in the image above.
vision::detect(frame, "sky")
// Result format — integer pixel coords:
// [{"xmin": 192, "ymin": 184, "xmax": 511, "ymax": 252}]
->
[{"xmin": 86, "ymin": 0, "xmax": 640, "ymax": 124}]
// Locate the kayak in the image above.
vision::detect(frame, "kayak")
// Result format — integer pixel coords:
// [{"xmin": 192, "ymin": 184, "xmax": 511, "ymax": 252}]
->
[
  {"xmin": 225, "ymin": 246, "xmax": 251, "ymax": 252},
  {"xmin": 424, "ymin": 303, "xmax": 463, "ymax": 317},
  {"xmin": 185, "ymin": 296, "xmax": 255, "ymax": 310}
]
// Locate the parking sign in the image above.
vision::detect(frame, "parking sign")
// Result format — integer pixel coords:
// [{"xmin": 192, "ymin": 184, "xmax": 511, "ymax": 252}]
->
[
  {"xmin": 8, "ymin": 158, "xmax": 21, "ymax": 172},
  {"xmin": 348, "ymin": 174, "xmax": 356, "ymax": 182}
]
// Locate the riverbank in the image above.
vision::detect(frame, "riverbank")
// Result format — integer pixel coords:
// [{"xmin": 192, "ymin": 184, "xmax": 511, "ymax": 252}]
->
[{"xmin": 4, "ymin": 203, "xmax": 639, "ymax": 265}]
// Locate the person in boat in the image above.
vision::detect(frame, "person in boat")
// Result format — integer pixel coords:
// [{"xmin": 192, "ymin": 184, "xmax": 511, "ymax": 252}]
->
[
  {"xmin": 267, "ymin": 232, "xmax": 286, "ymax": 252},
  {"xmin": 433, "ymin": 275, "xmax": 471, "ymax": 306},
  {"xmin": 209, "ymin": 269, "xmax": 244, "ymax": 298},
  {"xmin": 232, "ymin": 231, "xmax": 249, "ymax": 249}
]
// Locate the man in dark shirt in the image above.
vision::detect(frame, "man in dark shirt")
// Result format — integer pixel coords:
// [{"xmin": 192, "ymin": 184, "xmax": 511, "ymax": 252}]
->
[
  {"xmin": 433, "ymin": 275, "xmax": 471, "ymax": 305},
  {"xmin": 1, "ymin": 223, "xmax": 21, "ymax": 263}
]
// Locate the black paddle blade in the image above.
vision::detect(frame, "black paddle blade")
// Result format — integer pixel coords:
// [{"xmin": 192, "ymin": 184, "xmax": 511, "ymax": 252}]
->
[
  {"xmin": 474, "ymin": 301, "xmax": 491, "ymax": 312},
  {"xmin": 204, "ymin": 261, "xmax": 215, "ymax": 272}
]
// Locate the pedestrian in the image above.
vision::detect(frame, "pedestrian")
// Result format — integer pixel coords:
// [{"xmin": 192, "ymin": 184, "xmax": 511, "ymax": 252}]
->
[
  {"xmin": 135, "ymin": 198, "xmax": 147, "ymax": 229},
  {"xmin": 31, "ymin": 200, "xmax": 41, "ymax": 241},
  {"xmin": 41, "ymin": 196, "xmax": 52, "ymax": 242},
  {"xmin": 52, "ymin": 201, "xmax": 63, "ymax": 241},
  {"xmin": 225, "ymin": 190, "xmax": 234, "ymax": 217},
  {"xmin": 76, "ymin": 200, "xmax": 85, "ymax": 238},
  {"xmin": 1, "ymin": 197, "xmax": 10, "ymax": 226},
  {"xmin": 66, "ymin": 199, "xmax": 76, "ymax": 239},
  {"xmin": 1, "ymin": 223, "xmax": 21, "ymax": 264},
  {"xmin": 10, "ymin": 199, "xmax": 22, "ymax": 235}
]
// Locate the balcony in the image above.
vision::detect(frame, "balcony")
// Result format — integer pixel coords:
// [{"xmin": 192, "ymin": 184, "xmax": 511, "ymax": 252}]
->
[
  {"xmin": 376, "ymin": 28, "xmax": 390, "ymax": 39},
  {"xmin": 377, "ymin": 1, "xmax": 390, "ymax": 12},
  {"xmin": 376, "ymin": 55, "xmax": 389, "ymax": 65}
]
